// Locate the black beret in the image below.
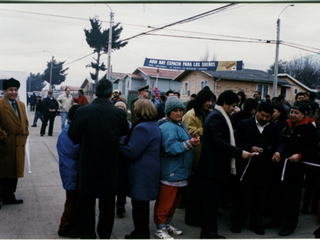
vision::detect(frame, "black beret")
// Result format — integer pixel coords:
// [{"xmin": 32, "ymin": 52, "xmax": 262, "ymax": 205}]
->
[
  {"xmin": 3, "ymin": 78, "xmax": 20, "ymax": 90},
  {"xmin": 138, "ymin": 85, "xmax": 149, "ymax": 92}
]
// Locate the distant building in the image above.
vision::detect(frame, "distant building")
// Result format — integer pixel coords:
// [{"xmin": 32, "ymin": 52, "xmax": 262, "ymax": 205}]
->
[
  {"xmin": 124, "ymin": 67, "xmax": 181, "ymax": 107},
  {"xmin": 173, "ymin": 69, "xmax": 292, "ymax": 102}
]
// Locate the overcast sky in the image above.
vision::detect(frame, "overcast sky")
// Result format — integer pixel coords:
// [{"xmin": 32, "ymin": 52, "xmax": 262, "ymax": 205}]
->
[{"xmin": 1, "ymin": 3, "xmax": 320, "ymax": 88}]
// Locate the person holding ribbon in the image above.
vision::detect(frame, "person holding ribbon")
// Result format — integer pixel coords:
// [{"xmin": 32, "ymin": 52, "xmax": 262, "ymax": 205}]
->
[
  {"xmin": 231, "ymin": 102, "xmax": 282, "ymax": 235},
  {"xmin": 265, "ymin": 101, "xmax": 319, "ymax": 237}
]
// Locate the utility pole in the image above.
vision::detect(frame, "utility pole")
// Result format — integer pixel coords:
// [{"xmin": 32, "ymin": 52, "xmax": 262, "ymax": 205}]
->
[
  {"xmin": 49, "ymin": 56, "xmax": 54, "ymax": 91},
  {"xmin": 273, "ymin": 4, "xmax": 294, "ymax": 98},
  {"xmin": 43, "ymin": 50, "xmax": 54, "ymax": 91},
  {"xmin": 107, "ymin": 11, "xmax": 114, "ymax": 81}
]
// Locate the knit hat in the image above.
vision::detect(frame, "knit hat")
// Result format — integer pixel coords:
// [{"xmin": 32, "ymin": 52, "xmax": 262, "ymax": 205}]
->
[
  {"xmin": 291, "ymin": 101, "xmax": 308, "ymax": 114},
  {"xmin": 115, "ymin": 101, "xmax": 127, "ymax": 111},
  {"xmin": 165, "ymin": 96, "xmax": 186, "ymax": 114}
]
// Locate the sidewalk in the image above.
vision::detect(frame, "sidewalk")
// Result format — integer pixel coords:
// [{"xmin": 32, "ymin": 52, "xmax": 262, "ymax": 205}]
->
[{"xmin": 0, "ymin": 109, "xmax": 318, "ymax": 239}]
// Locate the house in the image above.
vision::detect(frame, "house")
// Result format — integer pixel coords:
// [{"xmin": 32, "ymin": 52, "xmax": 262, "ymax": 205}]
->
[
  {"xmin": 80, "ymin": 78, "xmax": 95, "ymax": 103},
  {"xmin": 123, "ymin": 67, "xmax": 182, "ymax": 107},
  {"xmin": 278, "ymin": 73, "xmax": 317, "ymax": 103},
  {"xmin": 110, "ymin": 72, "xmax": 126, "ymax": 92},
  {"xmin": 173, "ymin": 69, "xmax": 292, "ymax": 102}
]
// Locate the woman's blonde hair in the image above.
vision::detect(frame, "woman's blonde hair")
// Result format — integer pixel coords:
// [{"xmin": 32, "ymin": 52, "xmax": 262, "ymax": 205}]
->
[{"xmin": 134, "ymin": 99, "xmax": 157, "ymax": 120}]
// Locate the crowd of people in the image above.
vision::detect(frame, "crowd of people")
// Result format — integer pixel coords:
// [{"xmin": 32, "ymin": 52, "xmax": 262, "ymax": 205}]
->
[{"xmin": 2, "ymin": 77, "xmax": 320, "ymax": 239}]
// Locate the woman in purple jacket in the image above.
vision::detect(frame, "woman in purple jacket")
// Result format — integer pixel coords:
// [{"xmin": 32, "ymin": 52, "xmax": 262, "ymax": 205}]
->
[{"xmin": 120, "ymin": 99, "xmax": 161, "ymax": 239}]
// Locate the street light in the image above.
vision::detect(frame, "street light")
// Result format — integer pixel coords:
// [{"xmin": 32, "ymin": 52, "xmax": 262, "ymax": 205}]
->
[
  {"xmin": 43, "ymin": 50, "xmax": 54, "ymax": 91},
  {"xmin": 273, "ymin": 4, "xmax": 294, "ymax": 98}
]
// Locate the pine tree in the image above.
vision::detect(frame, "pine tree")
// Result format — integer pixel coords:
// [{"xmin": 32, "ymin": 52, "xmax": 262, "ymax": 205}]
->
[{"xmin": 84, "ymin": 17, "xmax": 128, "ymax": 83}]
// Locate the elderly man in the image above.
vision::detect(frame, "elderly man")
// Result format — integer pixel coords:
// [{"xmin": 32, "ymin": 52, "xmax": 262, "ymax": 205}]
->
[
  {"xmin": 57, "ymin": 87, "xmax": 74, "ymax": 130},
  {"xmin": 130, "ymin": 85, "xmax": 150, "ymax": 125},
  {"xmin": 68, "ymin": 79, "xmax": 129, "ymax": 239},
  {"xmin": 0, "ymin": 78, "xmax": 29, "ymax": 209}
]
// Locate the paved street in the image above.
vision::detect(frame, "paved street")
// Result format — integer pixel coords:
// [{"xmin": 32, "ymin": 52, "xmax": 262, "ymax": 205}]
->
[{"xmin": 0, "ymin": 109, "xmax": 319, "ymax": 239}]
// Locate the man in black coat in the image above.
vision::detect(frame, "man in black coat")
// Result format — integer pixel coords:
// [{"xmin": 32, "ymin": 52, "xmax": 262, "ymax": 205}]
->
[
  {"xmin": 199, "ymin": 90, "xmax": 252, "ymax": 239},
  {"xmin": 231, "ymin": 102, "xmax": 282, "ymax": 235},
  {"xmin": 31, "ymin": 96, "xmax": 43, "ymax": 127},
  {"xmin": 40, "ymin": 91, "xmax": 59, "ymax": 136},
  {"xmin": 68, "ymin": 79, "xmax": 129, "ymax": 239},
  {"xmin": 29, "ymin": 92, "xmax": 37, "ymax": 111}
]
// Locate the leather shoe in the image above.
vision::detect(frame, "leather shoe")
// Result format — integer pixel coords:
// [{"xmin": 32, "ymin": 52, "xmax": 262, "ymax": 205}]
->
[
  {"xmin": 125, "ymin": 231, "xmax": 149, "ymax": 239},
  {"xmin": 263, "ymin": 221, "xmax": 282, "ymax": 229},
  {"xmin": 58, "ymin": 229, "xmax": 79, "ymax": 238},
  {"xmin": 31, "ymin": 125, "xmax": 37, "ymax": 127},
  {"xmin": 314, "ymin": 227, "xmax": 320, "ymax": 238},
  {"xmin": 250, "ymin": 226, "xmax": 265, "ymax": 235},
  {"xmin": 279, "ymin": 228, "xmax": 294, "ymax": 236},
  {"xmin": 200, "ymin": 233, "xmax": 226, "ymax": 239},
  {"xmin": 2, "ymin": 198, "xmax": 23, "ymax": 204},
  {"xmin": 231, "ymin": 225, "xmax": 241, "ymax": 233}
]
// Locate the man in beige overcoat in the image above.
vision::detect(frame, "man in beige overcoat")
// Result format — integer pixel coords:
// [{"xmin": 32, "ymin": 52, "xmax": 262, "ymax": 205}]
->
[{"xmin": 0, "ymin": 78, "xmax": 29, "ymax": 209}]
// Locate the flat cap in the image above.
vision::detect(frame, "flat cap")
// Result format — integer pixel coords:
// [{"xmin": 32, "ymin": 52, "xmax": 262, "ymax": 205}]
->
[
  {"xmin": 138, "ymin": 85, "xmax": 149, "ymax": 92},
  {"xmin": 2, "ymin": 78, "xmax": 20, "ymax": 90}
]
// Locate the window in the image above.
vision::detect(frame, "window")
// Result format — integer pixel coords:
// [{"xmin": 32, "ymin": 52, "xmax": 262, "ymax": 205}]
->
[
  {"xmin": 201, "ymin": 80, "xmax": 208, "ymax": 89},
  {"xmin": 182, "ymin": 82, "xmax": 188, "ymax": 96},
  {"xmin": 293, "ymin": 88, "xmax": 299, "ymax": 95},
  {"xmin": 257, "ymin": 84, "xmax": 269, "ymax": 98}
]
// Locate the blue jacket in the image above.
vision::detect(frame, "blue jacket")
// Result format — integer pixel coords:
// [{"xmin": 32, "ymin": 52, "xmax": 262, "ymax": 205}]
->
[
  {"xmin": 120, "ymin": 121, "xmax": 161, "ymax": 201},
  {"xmin": 57, "ymin": 122, "xmax": 80, "ymax": 190},
  {"xmin": 158, "ymin": 118, "xmax": 194, "ymax": 182}
]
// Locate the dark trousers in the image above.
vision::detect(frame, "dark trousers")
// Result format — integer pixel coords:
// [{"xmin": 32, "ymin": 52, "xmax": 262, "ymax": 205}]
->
[
  {"xmin": 302, "ymin": 170, "xmax": 320, "ymax": 213},
  {"xmin": 200, "ymin": 178, "xmax": 221, "ymax": 238},
  {"xmin": 131, "ymin": 199, "xmax": 150, "ymax": 237},
  {"xmin": 231, "ymin": 174, "xmax": 268, "ymax": 228},
  {"xmin": 79, "ymin": 195, "xmax": 115, "ymax": 239},
  {"xmin": 270, "ymin": 180, "xmax": 303, "ymax": 231},
  {"xmin": 59, "ymin": 190, "xmax": 79, "ymax": 231},
  {"xmin": 32, "ymin": 111, "xmax": 43, "ymax": 126},
  {"xmin": 30, "ymin": 104, "xmax": 35, "ymax": 111},
  {"xmin": 0, "ymin": 178, "xmax": 18, "ymax": 201},
  {"xmin": 40, "ymin": 116, "xmax": 55, "ymax": 135}
]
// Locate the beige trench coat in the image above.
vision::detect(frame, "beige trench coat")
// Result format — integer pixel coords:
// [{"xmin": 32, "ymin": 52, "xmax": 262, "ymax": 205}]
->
[{"xmin": 0, "ymin": 97, "xmax": 29, "ymax": 178}]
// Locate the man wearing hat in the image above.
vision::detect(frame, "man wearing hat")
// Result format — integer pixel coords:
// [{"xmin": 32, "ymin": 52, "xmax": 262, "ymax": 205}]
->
[
  {"xmin": 0, "ymin": 78, "xmax": 29, "ymax": 208},
  {"xmin": 130, "ymin": 85, "xmax": 150, "ymax": 125},
  {"xmin": 111, "ymin": 89, "xmax": 123, "ymax": 105}
]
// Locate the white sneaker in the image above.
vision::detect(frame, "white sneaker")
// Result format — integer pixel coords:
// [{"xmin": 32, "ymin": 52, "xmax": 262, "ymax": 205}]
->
[
  {"xmin": 155, "ymin": 227, "xmax": 174, "ymax": 239},
  {"xmin": 166, "ymin": 223, "xmax": 182, "ymax": 236}
]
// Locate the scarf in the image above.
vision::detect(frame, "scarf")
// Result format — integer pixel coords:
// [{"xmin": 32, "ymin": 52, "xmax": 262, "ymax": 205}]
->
[{"xmin": 215, "ymin": 105, "xmax": 237, "ymax": 175}]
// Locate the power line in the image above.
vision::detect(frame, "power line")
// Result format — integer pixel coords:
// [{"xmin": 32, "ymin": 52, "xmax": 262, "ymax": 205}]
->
[
  {"xmin": 65, "ymin": 52, "xmax": 95, "ymax": 65},
  {"xmin": 145, "ymin": 33, "xmax": 271, "ymax": 44},
  {"xmin": 120, "ymin": 3, "xmax": 237, "ymax": 42}
]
